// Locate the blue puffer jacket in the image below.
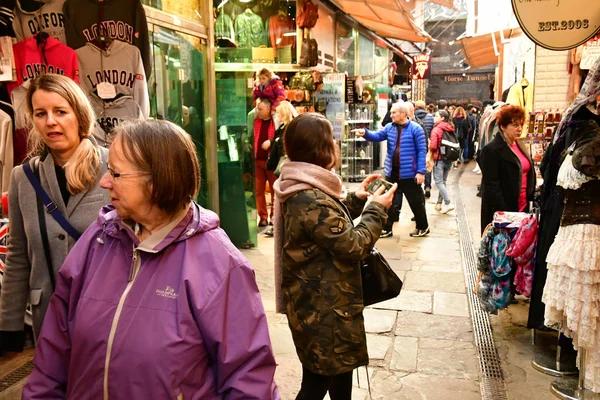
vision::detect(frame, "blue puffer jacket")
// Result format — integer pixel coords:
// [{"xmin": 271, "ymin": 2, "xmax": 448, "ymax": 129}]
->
[{"xmin": 364, "ymin": 121, "xmax": 427, "ymax": 180}]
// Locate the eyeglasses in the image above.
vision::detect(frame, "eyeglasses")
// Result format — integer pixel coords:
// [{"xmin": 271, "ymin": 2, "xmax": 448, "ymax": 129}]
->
[{"xmin": 107, "ymin": 167, "xmax": 150, "ymax": 179}]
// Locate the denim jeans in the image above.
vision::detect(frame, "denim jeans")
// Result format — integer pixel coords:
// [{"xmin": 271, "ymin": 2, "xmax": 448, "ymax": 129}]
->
[{"xmin": 433, "ymin": 160, "xmax": 452, "ymax": 205}]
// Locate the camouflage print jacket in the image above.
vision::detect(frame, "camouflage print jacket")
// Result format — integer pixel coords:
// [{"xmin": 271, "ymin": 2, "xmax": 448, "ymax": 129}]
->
[{"xmin": 281, "ymin": 189, "xmax": 388, "ymax": 376}]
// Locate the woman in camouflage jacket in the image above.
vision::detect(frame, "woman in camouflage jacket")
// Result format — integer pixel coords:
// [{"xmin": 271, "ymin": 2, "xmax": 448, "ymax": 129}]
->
[{"xmin": 273, "ymin": 113, "xmax": 396, "ymax": 399}]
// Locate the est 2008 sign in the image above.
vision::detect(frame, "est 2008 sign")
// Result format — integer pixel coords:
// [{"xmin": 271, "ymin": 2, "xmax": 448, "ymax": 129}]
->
[{"xmin": 512, "ymin": 0, "xmax": 600, "ymax": 51}]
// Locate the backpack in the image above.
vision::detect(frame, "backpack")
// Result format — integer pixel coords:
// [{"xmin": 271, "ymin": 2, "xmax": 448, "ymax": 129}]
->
[
  {"xmin": 297, "ymin": 0, "xmax": 319, "ymax": 29},
  {"xmin": 438, "ymin": 129, "xmax": 461, "ymax": 161},
  {"xmin": 299, "ymin": 39, "xmax": 318, "ymax": 67},
  {"xmin": 413, "ymin": 114, "xmax": 427, "ymax": 134}
]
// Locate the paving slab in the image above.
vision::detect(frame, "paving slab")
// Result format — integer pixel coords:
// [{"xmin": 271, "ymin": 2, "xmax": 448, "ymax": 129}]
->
[
  {"xmin": 418, "ymin": 338, "xmax": 479, "ymax": 380},
  {"xmin": 398, "ymin": 373, "xmax": 481, "ymax": 400},
  {"xmin": 367, "ymin": 370, "xmax": 407, "ymax": 399},
  {"xmin": 363, "ymin": 308, "xmax": 397, "ymax": 333},
  {"xmin": 433, "ymin": 291, "xmax": 470, "ymax": 317},
  {"xmin": 395, "ymin": 311, "xmax": 474, "ymax": 342},
  {"xmin": 366, "ymin": 334, "xmax": 392, "ymax": 362},
  {"xmin": 373, "ymin": 290, "xmax": 433, "ymax": 313},
  {"xmin": 403, "ymin": 271, "xmax": 466, "ymax": 293},
  {"xmin": 410, "ymin": 261, "xmax": 463, "ymax": 274},
  {"xmin": 390, "ymin": 336, "xmax": 418, "ymax": 372}
]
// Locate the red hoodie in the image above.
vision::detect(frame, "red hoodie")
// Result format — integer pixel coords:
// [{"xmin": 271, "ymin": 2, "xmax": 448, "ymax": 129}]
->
[
  {"xmin": 8, "ymin": 35, "xmax": 79, "ymax": 95},
  {"xmin": 429, "ymin": 121, "xmax": 455, "ymax": 161}
]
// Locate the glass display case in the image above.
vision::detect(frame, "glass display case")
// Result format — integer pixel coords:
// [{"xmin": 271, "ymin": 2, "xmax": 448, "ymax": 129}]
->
[{"xmin": 341, "ymin": 103, "xmax": 375, "ymax": 182}]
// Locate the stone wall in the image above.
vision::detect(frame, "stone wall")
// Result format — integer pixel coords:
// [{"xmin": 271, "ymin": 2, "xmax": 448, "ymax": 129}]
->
[{"xmin": 533, "ymin": 46, "xmax": 571, "ymax": 112}]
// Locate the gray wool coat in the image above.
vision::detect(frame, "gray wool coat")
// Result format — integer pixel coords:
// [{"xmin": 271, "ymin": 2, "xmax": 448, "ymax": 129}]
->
[{"xmin": 0, "ymin": 148, "xmax": 110, "ymax": 344}]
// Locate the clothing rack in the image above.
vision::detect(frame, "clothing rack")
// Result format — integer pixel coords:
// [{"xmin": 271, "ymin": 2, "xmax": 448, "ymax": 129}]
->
[{"xmin": 550, "ymin": 349, "xmax": 600, "ymax": 399}]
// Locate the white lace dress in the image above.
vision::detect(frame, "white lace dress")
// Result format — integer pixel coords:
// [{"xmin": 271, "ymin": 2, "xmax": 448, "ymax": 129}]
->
[{"xmin": 542, "ymin": 155, "xmax": 600, "ymax": 392}]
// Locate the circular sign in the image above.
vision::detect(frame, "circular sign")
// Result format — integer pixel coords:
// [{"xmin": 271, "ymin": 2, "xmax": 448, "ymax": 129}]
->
[{"xmin": 512, "ymin": 0, "xmax": 600, "ymax": 51}]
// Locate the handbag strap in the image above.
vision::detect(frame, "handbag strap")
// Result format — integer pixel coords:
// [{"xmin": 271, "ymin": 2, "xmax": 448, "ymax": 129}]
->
[
  {"xmin": 29, "ymin": 160, "xmax": 56, "ymax": 290},
  {"xmin": 23, "ymin": 162, "xmax": 81, "ymax": 241}
]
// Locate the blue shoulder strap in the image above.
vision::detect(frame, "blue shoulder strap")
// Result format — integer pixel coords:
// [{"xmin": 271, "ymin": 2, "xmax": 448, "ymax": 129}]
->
[{"xmin": 22, "ymin": 162, "xmax": 81, "ymax": 240}]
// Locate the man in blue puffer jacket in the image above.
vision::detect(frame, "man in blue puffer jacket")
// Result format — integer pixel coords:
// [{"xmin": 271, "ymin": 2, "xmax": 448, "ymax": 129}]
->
[{"xmin": 354, "ymin": 101, "xmax": 430, "ymax": 237}]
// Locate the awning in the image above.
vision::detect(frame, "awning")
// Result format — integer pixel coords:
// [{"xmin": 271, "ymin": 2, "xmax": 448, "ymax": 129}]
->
[
  {"xmin": 459, "ymin": 28, "xmax": 523, "ymax": 68},
  {"xmin": 330, "ymin": 0, "xmax": 432, "ymax": 43}
]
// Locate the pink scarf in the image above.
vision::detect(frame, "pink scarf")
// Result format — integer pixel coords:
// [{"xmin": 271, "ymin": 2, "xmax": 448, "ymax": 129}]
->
[{"xmin": 272, "ymin": 161, "xmax": 346, "ymax": 313}]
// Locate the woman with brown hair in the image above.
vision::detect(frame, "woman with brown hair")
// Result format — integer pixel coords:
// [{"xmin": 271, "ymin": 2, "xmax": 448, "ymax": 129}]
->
[
  {"xmin": 0, "ymin": 74, "xmax": 110, "ymax": 351},
  {"xmin": 273, "ymin": 113, "xmax": 396, "ymax": 399},
  {"xmin": 479, "ymin": 105, "xmax": 535, "ymax": 233}
]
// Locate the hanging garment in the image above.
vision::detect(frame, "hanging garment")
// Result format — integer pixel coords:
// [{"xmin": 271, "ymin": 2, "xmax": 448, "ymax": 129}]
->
[
  {"xmin": 506, "ymin": 215, "xmax": 538, "ymax": 297},
  {"xmin": 63, "ymin": 0, "xmax": 151, "ymax": 78},
  {"xmin": 0, "ymin": 0, "xmax": 16, "ymax": 37},
  {"xmin": 0, "ymin": 109, "xmax": 12, "ymax": 193},
  {"xmin": 13, "ymin": 0, "xmax": 66, "ymax": 44},
  {"xmin": 268, "ymin": 14, "xmax": 295, "ymax": 51},
  {"xmin": 7, "ymin": 35, "xmax": 79, "ymax": 95},
  {"xmin": 477, "ymin": 227, "xmax": 513, "ymax": 314},
  {"xmin": 555, "ymin": 56, "xmax": 600, "ymax": 144},
  {"xmin": 10, "ymin": 84, "xmax": 28, "ymax": 165},
  {"xmin": 215, "ymin": 11, "xmax": 234, "ymax": 42},
  {"xmin": 76, "ymin": 40, "xmax": 149, "ymax": 118},
  {"xmin": 528, "ymin": 116, "xmax": 600, "ymax": 329},
  {"xmin": 235, "ymin": 9, "xmax": 264, "ymax": 48},
  {"xmin": 506, "ymin": 78, "xmax": 534, "ymax": 132},
  {"xmin": 543, "ymin": 150, "xmax": 600, "ymax": 392},
  {"xmin": 89, "ymin": 93, "xmax": 144, "ymax": 147}
]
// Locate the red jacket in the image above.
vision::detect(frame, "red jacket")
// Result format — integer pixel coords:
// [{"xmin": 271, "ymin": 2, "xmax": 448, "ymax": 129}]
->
[
  {"xmin": 253, "ymin": 76, "xmax": 286, "ymax": 110},
  {"xmin": 254, "ymin": 118, "xmax": 276, "ymax": 157},
  {"xmin": 429, "ymin": 121, "xmax": 455, "ymax": 161}
]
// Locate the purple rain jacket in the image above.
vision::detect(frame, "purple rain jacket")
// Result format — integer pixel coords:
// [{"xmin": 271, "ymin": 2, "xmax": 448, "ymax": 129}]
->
[{"xmin": 23, "ymin": 203, "xmax": 280, "ymax": 400}]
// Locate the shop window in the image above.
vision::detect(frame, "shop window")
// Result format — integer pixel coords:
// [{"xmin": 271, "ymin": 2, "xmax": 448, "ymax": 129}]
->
[
  {"xmin": 213, "ymin": 0, "xmax": 298, "ymax": 64},
  {"xmin": 336, "ymin": 20, "xmax": 355, "ymax": 75},
  {"xmin": 149, "ymin": 26, "xmax": 210, "ymax": 208},
  {"xmin": 358, "ymin": 34, "xmax": 374, "ymax": 77},
  {"xmin": 373, "ymin": 46, "xmax": 389, "ymax": 85}
]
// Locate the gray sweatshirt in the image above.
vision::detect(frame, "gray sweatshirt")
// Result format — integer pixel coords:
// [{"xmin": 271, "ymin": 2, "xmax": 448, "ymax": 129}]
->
[
  {"xmin": 76, "ymin": 40, "xmax": 149, "ymax": 119},
  {"xmin": 13, "ymin": 0, "xmax": 66, "ymax": 44}
]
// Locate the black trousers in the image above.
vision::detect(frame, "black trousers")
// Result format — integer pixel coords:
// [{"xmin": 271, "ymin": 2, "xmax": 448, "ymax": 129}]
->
[
  {"xmin": 384, "ymin": 176, "xmax": 429, "ymax": 231},
  {"xmin": 295, "ymin": 367, "xmax": 353, "ymax": 400}
]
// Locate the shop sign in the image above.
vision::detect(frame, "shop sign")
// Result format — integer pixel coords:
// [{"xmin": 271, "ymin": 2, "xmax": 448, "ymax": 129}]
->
[
  {"xmin": 581, "ymin": 35, "xmax": 600, "ymax": 70},
  {"xmin": 411, "ymin": 54, "xmax": 432, "ymax": 80},
  {"xmin": 314, "ymin": 73, "xmax": 346, "ymax": 140},
  {"xmin": 511, "ymin": 0, "xmax": 600, "ymax": 51},
  {"xmin": 427, "ymin": 73, "xmax": 494, "ymax": 106}
]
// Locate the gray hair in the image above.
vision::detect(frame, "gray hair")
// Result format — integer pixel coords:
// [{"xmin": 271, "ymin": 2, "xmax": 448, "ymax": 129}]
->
[
  {"xmin": 391, "ymin": 101, "xmax": 409, "ymax": 114},
  {"xmin": 259, "ymin": 98, "xmax": 272, "ymax": 109}
]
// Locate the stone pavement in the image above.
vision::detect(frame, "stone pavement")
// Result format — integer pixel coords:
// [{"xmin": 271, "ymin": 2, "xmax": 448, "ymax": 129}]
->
[{"xmin": 244, "ymin": 171, "xmax": 481, "ymax": 399}]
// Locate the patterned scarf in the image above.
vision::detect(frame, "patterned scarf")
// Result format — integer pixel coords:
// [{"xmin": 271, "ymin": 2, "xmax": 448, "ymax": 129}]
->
[
  {"xmin": 555, "ymin": 56, "xmax": 600, "ymax": 143},
  {"xmin": 272, "ymin": 161, "xmax": 346, "ymax": 313}
]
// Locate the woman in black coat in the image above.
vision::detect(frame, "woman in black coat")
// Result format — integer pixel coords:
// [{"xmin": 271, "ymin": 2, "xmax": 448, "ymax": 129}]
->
[{"xmin": 479, "ymin": 105, "xmax": 535, "ymax": 234}]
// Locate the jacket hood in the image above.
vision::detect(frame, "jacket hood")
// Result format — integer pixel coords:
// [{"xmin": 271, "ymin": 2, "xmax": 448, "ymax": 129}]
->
[
  {"xmin": 88, "ymin": 40, "xmax": 128, "ymax": 57},
  {"xmin": 97, "ymin": 202, "xmax": 220, "ymax": 253},
  {"xmin": 24, "ymin": 35, "xmax": 62, "ymax": 51},
  {"xmin": 414, "ymin": 109, "xmax": 428, "ymax": 118},
  {"xmin": 436, "ymin": 121, "xmax": 455, "ymax": 132},
  {"xmin": 16, "ymin": 0, "xmax": 43, "ymax": 13}
]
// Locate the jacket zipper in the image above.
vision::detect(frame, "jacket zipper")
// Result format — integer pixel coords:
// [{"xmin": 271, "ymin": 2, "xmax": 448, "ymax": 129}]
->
[{"xmin": 103, "ymin": 248, "xmax": 140, "ymax": 400}]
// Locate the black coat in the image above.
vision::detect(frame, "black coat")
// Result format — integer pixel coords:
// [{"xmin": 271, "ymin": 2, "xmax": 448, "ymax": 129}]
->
[
  {"xmin": 266, "ymin": 123, "xmax": 286, "ymax": 171},
  {"xmin": 479, "ymin": 132, "xmax": 535, "ymax": 234}
]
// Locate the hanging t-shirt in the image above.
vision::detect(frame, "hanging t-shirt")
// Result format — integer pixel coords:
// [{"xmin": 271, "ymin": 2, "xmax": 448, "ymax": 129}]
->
[{"xmin": 510, "ymin": 143, "xmax": 531, "ymax": 212}]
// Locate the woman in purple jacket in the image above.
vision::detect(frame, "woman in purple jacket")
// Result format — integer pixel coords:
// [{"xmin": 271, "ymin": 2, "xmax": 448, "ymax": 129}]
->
[{"xmin": 23, "ymin": 120, "xmax": 280, "ymax": 400}]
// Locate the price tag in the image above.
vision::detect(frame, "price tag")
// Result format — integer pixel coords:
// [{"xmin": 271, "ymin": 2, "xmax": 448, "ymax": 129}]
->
[{"xmin": 97, "ymin": 82, "xmax": 116, "ymax": 99}]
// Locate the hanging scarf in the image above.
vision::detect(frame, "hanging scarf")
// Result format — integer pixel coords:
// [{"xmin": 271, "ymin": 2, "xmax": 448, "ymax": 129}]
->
[
  {"xmin": 555, "ymin": 56, "xmax": 600, "ymax": 144},
  {"xmin": 272, "ymin": 161, "xmax": 346, "ymax": 313}
]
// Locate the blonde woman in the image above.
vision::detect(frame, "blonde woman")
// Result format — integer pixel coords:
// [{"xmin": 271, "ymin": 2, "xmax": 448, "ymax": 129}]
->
[
  {"xmin": 452, "ymin": 106, "xmax": 471, "ymax": 164},
  {"xmin": 0, "ymin": 74, "xmax": 110, "ymax": 351},
  {"xmin": 264, "ymin": 101, "xmax": 298, "ymax": 236}
]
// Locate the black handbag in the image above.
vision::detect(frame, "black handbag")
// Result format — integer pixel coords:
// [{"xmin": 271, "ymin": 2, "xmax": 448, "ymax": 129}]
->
[{"xmin": 361, "ymin": 248, "xmax": 403, "ymax": 306}]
